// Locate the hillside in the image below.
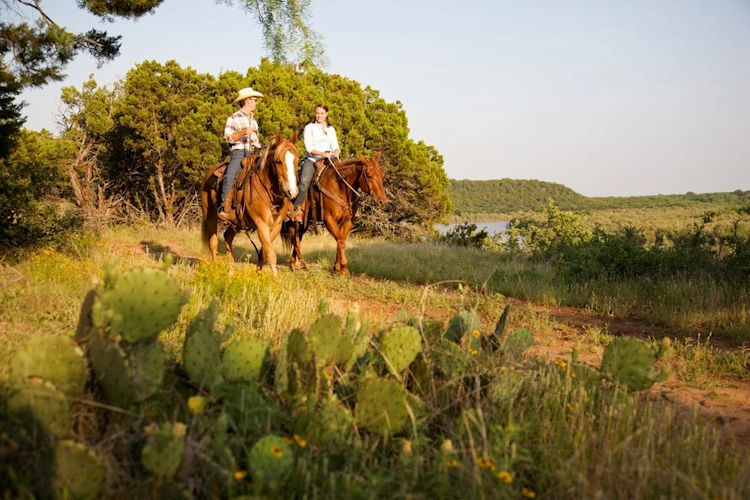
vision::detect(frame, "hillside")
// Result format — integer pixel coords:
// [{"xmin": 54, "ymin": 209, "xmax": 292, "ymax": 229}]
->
[{"xmin": 448, "ymin": 179, "xmax": 750, "ymax": 216}]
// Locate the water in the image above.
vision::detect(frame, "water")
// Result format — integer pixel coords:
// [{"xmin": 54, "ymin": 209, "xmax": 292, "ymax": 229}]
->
[{"xmin": 434, "ymin": 221, "xmax": 510, "ymax": 235}]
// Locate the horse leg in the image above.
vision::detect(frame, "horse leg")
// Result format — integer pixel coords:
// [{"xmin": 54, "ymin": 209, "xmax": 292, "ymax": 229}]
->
[
  {"xmin": 295, "ymin": 228, "xmax": 309, "ymax": 271},
  {"xmin": 322, "ymin": 211, "xmax": 344, "ymax": 274},
  {"xmin": 287, "ymin": 224, "xmax": 298, "ymax": 272},
  {"xmin": 337, "ymin": 218, "xmax": 355, "ymax": 275},
  {"xmin": 255, "ymin": 223, "xmax": 277, "ymax": 275},
  {"xmin": 224, "ymin": 227, "xmax": 237, "ymax": 263}
]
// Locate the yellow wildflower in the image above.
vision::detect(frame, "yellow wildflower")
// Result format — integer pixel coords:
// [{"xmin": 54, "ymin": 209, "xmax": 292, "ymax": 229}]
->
[
  {"xmin": 440, "ymin": 439, "xmax": 454, "ymax": 454},
  {"xmin": 270, "ymin": 446, "xmax": 283, "ymax": 458},
  {"xmin": 234, "ymin": 470, "xmax": 247, "ymax": 480},
  {"xmin": 445, "ymin": 459, "xmax": 459, "ymax": 468},
  {"xmin": 497, "ymin": 470, "xmax": 513, "ymax": 484},
  {"xmin": 521, "ymin": 487, "xmax": 536, "ymax": 498},
  {"xmin": 470, "ymin": 348, "xmax": 478, "ymax": 355},
  {"xmin": 472, "ymin": 329, "xmax": 480, "ymax": 338},
  {"xmin": 402, "ymin": 440, "xmax": 412, "ymax": 455},
  {"xmin": 477, "ymin": 457, "xmax": 496, "ymax": 470},
  {"xmin": 187, "ymin": 396, "xmax": 207, "ymax": 415},
  {"xmin": 293, "ymin": 434, "xmax": 308, "ymax": 448},
  {"xmin": 172, "ymin": 422, "xmax": 187, "ymax": 438}
]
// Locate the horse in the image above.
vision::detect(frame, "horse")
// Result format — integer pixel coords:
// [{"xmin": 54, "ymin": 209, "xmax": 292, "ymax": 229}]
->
[
  {"xmin": 281, "ymin": 152, "xmax": 387, "ymax": 275},
  {"xmin": 200, "ymin": 133, "xmax": 300, "ymax": 275}
]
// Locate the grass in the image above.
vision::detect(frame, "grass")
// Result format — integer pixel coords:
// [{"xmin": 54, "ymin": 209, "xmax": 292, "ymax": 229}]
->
[{"xmin": 2, "ymin": 223, "xmax": 750, "ymax": 498}]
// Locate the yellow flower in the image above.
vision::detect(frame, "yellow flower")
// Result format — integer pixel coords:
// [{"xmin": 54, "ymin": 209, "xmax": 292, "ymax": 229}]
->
[
  {"xmin": 172, "ymin": 422, "xmax": 187, "ymax": 438},
  {"xmin": 187, "ymin": 396, "xmax": 207, "ymax": 415},
  {"xmin": 472, "ymin": 329, "xmax": 480, "ymax": 338},
  {"xmin": 234, "ymin": 470, "xmax": 247, "ymax": 480},
  {"xmin": 293, "ymin": 434, "xmax": 308, "ymax": 448},
  {"xmin": 270, "ymin": 446, "xmax": 283, "ymax": 458},
  {"xmin": 401, "ymin": 440, "xmax": 412, "ymax": 455},
  {"xmin": 477, "ymin": 457, "xmax": 496, "ymax": 470},
  {"xmin": 469, "ymin": 348, "xmax": 478, "ymax": 355},
  {"xmin": 445, "ymin": 459, "xmax": 459, "ymax": 467},
  {"xmin": 521, "ymin": 487, "xmax": 536, "ymax": 498},
  {"xmin": 440, "ymin": 439, "xmax": 454, "ymax": 454},
  {"xmin": 555, "ymin": 359, "xmax": 567, "ymax": 369},
  {"xmin": 569, "ymin": 370, "xmax": 576, "ymax": 378},
  {"xmin": 497, "ymin": 470, "xmax": 513, "ymax": 484}
]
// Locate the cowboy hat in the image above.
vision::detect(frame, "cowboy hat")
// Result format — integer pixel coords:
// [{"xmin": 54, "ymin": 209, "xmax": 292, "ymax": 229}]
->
[{"xmin": 233, "ymin": 87, "xmax": 264, "ymax": 104}]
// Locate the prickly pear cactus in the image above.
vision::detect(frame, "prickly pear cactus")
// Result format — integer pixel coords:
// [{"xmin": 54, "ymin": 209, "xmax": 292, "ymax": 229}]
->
[
  {"xmin": 54, "ymin": 440, "xmax": 105, "ymax": 500},
  {"xmin": 248, "ymin": 435, "xmax": 294, "ymax": 484},
  {"xmin": 183, "ymin": 300, "xmax": 232, "ymax": 388},
  {"xmin": 221, "ymin": 338, "xmax": 269, "ymax": 382},
  {"xmin": 88, "ymin": 333, "xmax": 136, "ymax": 407},
  {"xmin": 308, "ymin": 314, "xmax": 353, "ymax": 367},
  {"xmin": 141, "ymin": 422, "xmax": 187, "ymax": 479},
  {"xmin": 287, "ymin": 328, "xmax": 311, "ymax": 363},
  {"xmin": 444, "ymin": 310, "xmax": 481, "ymax": 345},
  {"xmin": 306, "ymin": 396, "xmax": 355, "ymax": 446},
  {"xmin": 7, "ymin": 378, "xmax": 72, "ymax": 437},
  {"xmin": 355, "ymin": 377, "xmax": 409, "ymax": 435},
  {"xmin": 91, "ymin": 267, "xmax": 188, "ymax": 343},
  {"xmin": 431, "ymin": 339, "xmax": 469, "ymax": 379},
  {"xmin": 10, "ymin": 335, "xmax": 87, "ymax": 398},
  {"xmin": 601, "ymin": 336, "xmax": 669, "ymax": 391},
  {"xmin": 345, "ymin": 306, "xmax": 371, "ymax": 372},
  {"xmin": 486, "ymin": 304, "xmax": 511, "ymax": 351},
  {"xmin": 504, "ymin": 327, "xmax": 533, "ymax": 353},
  {"xmin": 379, "ymin": 326, "xmax": 422, "ymax": 375},
  {"xmin": 126, "ymin": 341, "xmax": 167, "ymax": 401}
]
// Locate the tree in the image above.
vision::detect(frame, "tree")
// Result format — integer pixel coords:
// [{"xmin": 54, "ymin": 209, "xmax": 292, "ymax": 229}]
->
[
  {"xmin": 1, "ymin": 0, "xmax": 324, "ymax": 93},
  {"xmin": 0, "ymin": 68, "xmax": 24, "ymax": 159}
]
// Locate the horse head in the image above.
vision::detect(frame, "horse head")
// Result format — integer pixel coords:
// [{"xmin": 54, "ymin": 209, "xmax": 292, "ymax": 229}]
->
[
  {"xmin": 359, "ymin": 151, "xmax": 387, "ymax": 207},
  {"xmin": 269, "ymin": 132, "xmax": 300, "ymax": 200}
]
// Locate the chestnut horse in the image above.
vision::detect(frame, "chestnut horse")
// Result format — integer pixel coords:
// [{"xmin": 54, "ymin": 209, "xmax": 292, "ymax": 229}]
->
[
  {"xmin": 282, "ymin": 152, "xmax": 387, "ymax": 275},
  {"xmin": 201, "ymin": 133, "xmax": 299, "ymax": 275}
]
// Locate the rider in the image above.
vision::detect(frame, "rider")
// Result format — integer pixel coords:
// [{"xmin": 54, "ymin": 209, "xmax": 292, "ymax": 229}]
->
[
  {"xmin": 218, "ymin": 87, "xmax": 263, "ymax": 221},
  {"xmin": 289, "ymin": 103, "xmax": 340, "ymax": 221}
]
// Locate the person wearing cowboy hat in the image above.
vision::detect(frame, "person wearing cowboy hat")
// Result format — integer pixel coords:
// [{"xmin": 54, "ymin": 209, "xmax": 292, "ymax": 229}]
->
[{"xmin": 218, "ymin": 87, "xmax": 264, "ymax": 221}]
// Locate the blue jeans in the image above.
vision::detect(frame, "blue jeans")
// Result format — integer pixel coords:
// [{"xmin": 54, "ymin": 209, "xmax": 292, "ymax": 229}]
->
[
  {"xmin": 219, "ymin": 149, "xmax": 246, "ymax": 208},
  {"xmin": 292, "ymin": 157, "xmax": 316, "ymax": 209}
]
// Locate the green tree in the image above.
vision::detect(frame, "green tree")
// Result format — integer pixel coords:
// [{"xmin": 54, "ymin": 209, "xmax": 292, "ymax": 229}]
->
[
  {"xmin": 107, "ymin": 60, "xmax": 227, "ymax": 224},
  {"xmin": 0, "ymin": 69, "xmax": 24, "ymax": 159}
]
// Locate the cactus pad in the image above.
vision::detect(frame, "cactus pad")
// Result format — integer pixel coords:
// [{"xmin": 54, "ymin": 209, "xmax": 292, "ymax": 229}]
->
[
  {"xmin": 183, "ymin": 300, "xmax": 228, "ymax": 388},
  {"xmin": 504, "ymin": 327, "xmax": 533, "ymax": 353},
  {"xmin": 141, "ymin": 422, "xmax": 187, "ymax": 479},
  {"xmin": 10, "ymin": 335, "xmax": 87, "ymax": 398},
  {"xmin": 601, "ymin": 336, "xmax": 669, "ymax": 391},
  {"xmin": 380, "ymin": 326, "xmax": 422, "ymax": 374},
  {"xmin": 355, "ymin": 377, "xmax": 409, "ymax": 435},
  {"xmin": 432, "ymin": 339, "xmax": 468, "ymax": 379},
  {"xmin": 88, "ymin": 332, "xmax": 136, "ymax": 407},
  {"xmin": 8, "ymin": 379, "xmax": 72, "ymax": 437},
  {"xmin": 308, "ymin": 314, "xmax": 353, "ymax": 366},
  {"xmin": 54, "ymin": 440, "xmax": 105, "ymax": 500},
  {"xmin": 221, "ymin": 338, "xmax": 269, "ymax": 382},
  {"xmin": 126, "ymin": 341, "xmax": 167, "ymax": 401},
  {"xmin": 248, "ymin": 435, "xmax": 294, "ymax": 484},
  {"xmin": 92, "ymin": 267, "xmax": 187, "ymax": 343},
  {"xmin": 444, "ymin": 310, "xmax": 481, "ymax": 345}
]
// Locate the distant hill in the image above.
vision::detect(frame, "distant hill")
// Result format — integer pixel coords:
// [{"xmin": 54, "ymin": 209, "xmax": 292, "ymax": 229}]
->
[{"xmin": 448, "ymin": 179, "xmax": 750, "ymax": 216}]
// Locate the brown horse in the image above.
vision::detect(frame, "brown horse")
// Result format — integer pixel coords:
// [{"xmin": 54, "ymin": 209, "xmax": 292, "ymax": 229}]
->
[
  {"xmin": 282, "ymin": 152, "xmax": 387, "ymax": 275},
  {"xmin": 201, "ymin": 133, "xmax": 299, "ymax": 275}
]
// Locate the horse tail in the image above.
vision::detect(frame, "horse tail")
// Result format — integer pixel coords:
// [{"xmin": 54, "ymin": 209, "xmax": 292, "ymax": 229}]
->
[
  {"xmin": 200, "ymin": 163, "xmax": 223, "ymax": 250},
  {"xmin": 280, "ymin": 221, "xmax": 293, "ymax": 251}
]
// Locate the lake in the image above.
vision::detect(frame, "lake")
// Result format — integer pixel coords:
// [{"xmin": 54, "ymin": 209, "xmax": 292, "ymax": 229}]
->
[{"xmin": 434, "ymin": 221, "xmax": 510, "ymax": 235}]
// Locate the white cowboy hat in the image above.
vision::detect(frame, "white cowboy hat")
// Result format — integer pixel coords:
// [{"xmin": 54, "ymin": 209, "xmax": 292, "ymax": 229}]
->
[{"xmin": 233, "ymin": 87, "xmax": 264, "ymax": 104}]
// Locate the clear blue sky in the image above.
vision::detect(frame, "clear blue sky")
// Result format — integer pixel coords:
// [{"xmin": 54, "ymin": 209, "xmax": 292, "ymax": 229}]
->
[{"xmin": 18, "ymin": 0, "xmax": 750, "ymax": 197}]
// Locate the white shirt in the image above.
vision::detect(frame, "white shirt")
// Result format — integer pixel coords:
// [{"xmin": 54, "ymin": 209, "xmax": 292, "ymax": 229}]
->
[{"xmin": 303, "ymin": 122, "xmax": 340, "ymax": 157}]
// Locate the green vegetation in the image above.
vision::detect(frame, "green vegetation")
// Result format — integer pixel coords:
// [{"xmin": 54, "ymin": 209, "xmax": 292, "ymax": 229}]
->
[
  {"xmin": 2, "ymin": 238, "xmax": 747, "ymax": 498},
  {"xmin": 448, "ymin": 178, "xmax": 750, "ymax": 222}
]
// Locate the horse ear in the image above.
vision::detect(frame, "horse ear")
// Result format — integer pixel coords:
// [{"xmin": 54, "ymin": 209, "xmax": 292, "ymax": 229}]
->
[
  {"xmin": 291, "ymin": 131, "xmax": 298, "ymax": 143},
  {"xmin": 375, "ymin": 151, "xmax": 382, "ymax": 163},
  {"xmin": 274, "ymin": 132, "xmax": 282, "ymax": 145}
]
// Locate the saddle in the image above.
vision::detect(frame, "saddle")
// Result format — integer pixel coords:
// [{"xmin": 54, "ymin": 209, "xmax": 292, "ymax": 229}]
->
[{"xmin": 213, "ymin": 155, "xmax": 258, "ymax": 214}]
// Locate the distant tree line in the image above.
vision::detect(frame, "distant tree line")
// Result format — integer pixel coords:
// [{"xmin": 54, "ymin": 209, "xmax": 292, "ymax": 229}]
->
[{"xmin": 448, "ymin": 179, "xmax": 750, "ymax": 216}]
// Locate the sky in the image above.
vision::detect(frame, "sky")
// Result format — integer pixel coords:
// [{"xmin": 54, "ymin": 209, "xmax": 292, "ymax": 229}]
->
[{"xmin": 15, "ymin": 0, "xmax": 750, "ymax": 197}]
